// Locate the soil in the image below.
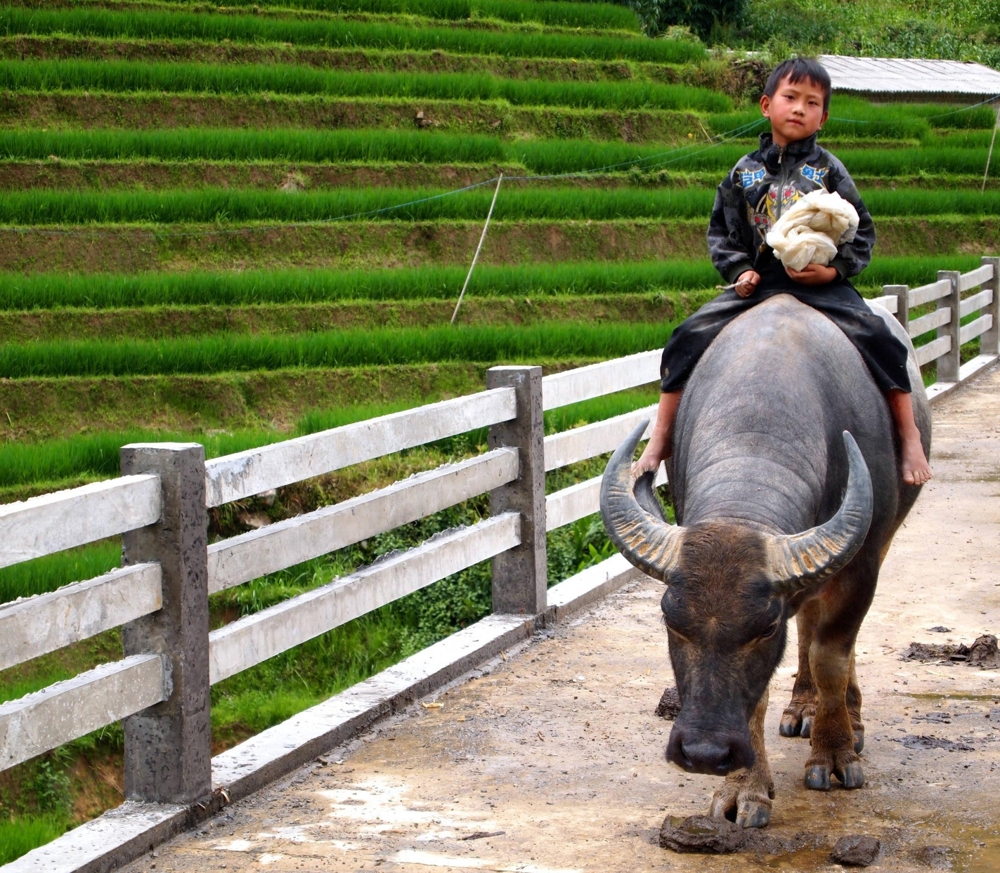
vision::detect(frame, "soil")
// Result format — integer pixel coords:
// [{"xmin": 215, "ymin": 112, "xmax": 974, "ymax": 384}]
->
[{"xmin": 120, "ymin": 362, "xmax": 1000, "ymax": 872}]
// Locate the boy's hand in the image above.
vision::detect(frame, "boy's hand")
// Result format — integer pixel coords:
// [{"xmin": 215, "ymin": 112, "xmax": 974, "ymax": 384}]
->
[
  {"xmin": 734, "ymin": 270, "xmax": 761, "ymax": 298},
  {"xmin": 785, "ymin": 263, "xmax": 838, "ymax": 285}
]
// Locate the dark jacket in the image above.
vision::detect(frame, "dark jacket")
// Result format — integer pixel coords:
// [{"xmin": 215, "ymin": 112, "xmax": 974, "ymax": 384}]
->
[{"xmin": 707, "ymin": 132, "xmax": 876, "ymax": 285}]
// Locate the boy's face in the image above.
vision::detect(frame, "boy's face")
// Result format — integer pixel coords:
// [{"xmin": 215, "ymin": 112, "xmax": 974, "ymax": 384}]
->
[{"xmin": 760, "ymin": 74, "xmax": 829, "ymax": 147}]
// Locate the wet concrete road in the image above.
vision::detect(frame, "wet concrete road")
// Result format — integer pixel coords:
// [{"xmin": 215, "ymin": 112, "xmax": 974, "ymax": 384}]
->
[{"xmin": 126, "ymin": 365, "xmax": 1000, "ymax": 873}]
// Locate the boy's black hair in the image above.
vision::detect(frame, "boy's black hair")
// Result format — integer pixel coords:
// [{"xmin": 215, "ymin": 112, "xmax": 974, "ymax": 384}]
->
[{"xmin": 763, "ymin": 58, "xmax": 831, "ymax": 111}]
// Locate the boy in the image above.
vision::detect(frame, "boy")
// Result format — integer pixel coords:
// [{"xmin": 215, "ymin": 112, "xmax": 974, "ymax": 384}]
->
[{"xmin": 635, "ymin": 58, "xmax": 932, "ymax": 486}]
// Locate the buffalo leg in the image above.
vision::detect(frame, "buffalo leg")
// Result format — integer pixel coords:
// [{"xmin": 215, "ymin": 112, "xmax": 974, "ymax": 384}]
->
[
  {"xmin": 847, "ymin": 651, "xmax": 864, "ymax": 753},
  {"xmin": 709, "ymin": 688, "xmax": 774, "ymax": 828},
  {"xmin": 779, "ymin": 603, "xmax": 819, "ymax": 739},
  {"xmin": 802, "ymin": 571, "xmax": 873, "ymax": 791}
]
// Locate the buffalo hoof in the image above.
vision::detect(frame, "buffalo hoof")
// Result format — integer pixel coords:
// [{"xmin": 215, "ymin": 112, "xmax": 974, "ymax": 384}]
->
[
  {"xmin": 854, "ymin": 730, "xmax": 865, "ymax": 754},
  {"xmin": 835, "ymin": 761, "xmax": 865, "ymax": 789},
  {"xmin": 805, "ymin": 765, "xmax": 831, "ymax": 791},
  {"xmin": 779, "ymin": 706, "xmax": 814, "ymax": 738},
  {"xmin": 709, "ymin": 783, "xmax": 773, "ymax": 829},
  {"xmin": 736, "ymin": 800, "xmax": 771, "ymax": 829}
]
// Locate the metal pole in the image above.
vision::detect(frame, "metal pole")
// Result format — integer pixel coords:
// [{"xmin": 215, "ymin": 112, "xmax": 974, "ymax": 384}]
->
[
  {"xmin": 981, "ymin": 104, "xmax": 999, "ymax": 194},
  {"xmin": 451, "ymin": 174, "xmax": 503, "ymax": 324}
]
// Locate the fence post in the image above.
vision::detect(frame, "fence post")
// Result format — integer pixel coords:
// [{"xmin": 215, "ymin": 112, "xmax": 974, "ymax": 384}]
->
[
  {"xmin": 487, "ymin": 366, "xmax": 547, "ymax": 615},
  {"xmin": 936, "ymin": 271, "xmax": 962, "ymax": 383},
  {"xmin": 883, "ymin": 284, "xmax": 909, "ymax": 333},
  {"xmin": 982, "ymin": 255, "xmax": 1000, "ymax": 356},
  {"xmin": 120, "ymin": 443, "xmax": 212, "ymax": 805}
]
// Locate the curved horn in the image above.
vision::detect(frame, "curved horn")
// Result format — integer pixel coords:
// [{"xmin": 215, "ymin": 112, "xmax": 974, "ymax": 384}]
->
[
  {"xmin": 765, "ymin": 431, "xmax": 873, "ymax": 593},
  {"xmin": 600, "ymin": 420, "xmax": 683, "ymax": 584}
]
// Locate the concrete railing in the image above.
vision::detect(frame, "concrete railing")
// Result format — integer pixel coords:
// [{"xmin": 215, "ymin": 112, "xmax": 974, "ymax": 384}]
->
[
  {"xmin": 871, "ymin": 255, "xmax": 999, "ymax": 400},
  {"xmin": 1, "ymin": 256, "xmax": 997, "ymax": 871}
]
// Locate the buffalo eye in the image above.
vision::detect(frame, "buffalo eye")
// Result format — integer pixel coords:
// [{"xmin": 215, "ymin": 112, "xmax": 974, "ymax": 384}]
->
[{"xmin": 759, "ymin": 620, "xmax": 781, "ymax": 641}]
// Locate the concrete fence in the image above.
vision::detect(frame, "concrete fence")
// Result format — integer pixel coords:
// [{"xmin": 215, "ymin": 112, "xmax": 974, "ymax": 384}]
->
[{"xmin": 2, "ymin": 256, "xmax": 998, "ymax": 873}]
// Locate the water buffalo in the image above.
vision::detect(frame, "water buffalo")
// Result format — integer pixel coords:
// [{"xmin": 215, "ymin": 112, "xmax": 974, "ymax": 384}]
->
[{"xmin": 600, "ymin": 294, "xmax": 930, "ymax": 828}]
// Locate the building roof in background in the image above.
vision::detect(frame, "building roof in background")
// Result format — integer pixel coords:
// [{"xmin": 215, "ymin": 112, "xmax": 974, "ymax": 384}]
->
[{"xmin": 820, "ymin": 55, "xmax": 1000, "ymax": 101}]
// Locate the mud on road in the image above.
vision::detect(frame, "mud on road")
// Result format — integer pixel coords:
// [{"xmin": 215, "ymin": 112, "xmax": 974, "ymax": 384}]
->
[{"xmin": 126, "ymin": 364, "xmax": 1000, "ymax": 873}]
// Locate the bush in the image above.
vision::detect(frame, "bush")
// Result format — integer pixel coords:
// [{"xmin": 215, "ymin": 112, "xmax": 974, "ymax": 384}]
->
[{"xmin": 626, "ymin": 0, "xmax": 747, "ymax": 38}]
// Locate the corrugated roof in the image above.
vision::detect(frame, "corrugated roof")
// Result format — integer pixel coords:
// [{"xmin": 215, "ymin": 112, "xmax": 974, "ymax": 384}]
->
[{"xmin": 820, "ymin": 55, "xmax": 1000, "ymax": 98}]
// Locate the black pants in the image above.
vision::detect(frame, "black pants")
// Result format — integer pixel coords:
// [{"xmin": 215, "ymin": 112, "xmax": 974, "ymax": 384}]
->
[{"xmin": 659, "ymin": 276, "xmax": 911, "ymax": 394}]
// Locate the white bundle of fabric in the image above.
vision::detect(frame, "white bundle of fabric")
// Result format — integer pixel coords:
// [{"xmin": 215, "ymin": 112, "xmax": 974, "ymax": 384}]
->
[{"xmin": 765, "ymin": 189, "xmax": 860, "ymax": 272}]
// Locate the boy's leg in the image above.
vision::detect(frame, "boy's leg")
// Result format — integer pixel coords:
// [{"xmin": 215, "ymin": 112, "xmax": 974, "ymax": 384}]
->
[
  {"xmin": 886, "ymin": 389, "xmax": 933, "ymax": 486},
  {"xmin": 634, "ymin": 390, "xmax": 682, "ymax": 475},
  {"xmin": 659, "ymin": 288, "xmax": 761, "ymax": 393},
  {"xmin": 793, "ymin": 284, "xmax": 932, "ymax": 485}
]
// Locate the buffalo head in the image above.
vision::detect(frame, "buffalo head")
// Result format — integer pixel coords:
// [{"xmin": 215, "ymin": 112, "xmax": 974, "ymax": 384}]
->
[{"xmin": 600, "ymin": 421, "xmax": 872, "ymax": 776}]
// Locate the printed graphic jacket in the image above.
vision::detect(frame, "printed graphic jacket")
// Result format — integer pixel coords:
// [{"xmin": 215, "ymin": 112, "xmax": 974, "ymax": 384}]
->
[{"xmin": 707, "ymin": 131, "xmax": 876, "ymax": 285}]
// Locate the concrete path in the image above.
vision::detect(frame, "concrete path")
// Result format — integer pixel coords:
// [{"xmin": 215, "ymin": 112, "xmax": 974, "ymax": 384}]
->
[{"xmin": 125, "ymin": 364, "xmax": 1000, "ymax": 873}]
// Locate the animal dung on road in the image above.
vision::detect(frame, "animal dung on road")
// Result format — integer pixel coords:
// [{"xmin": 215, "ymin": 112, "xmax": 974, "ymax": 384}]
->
[
  {"xmin": 658, "ymin": 815, "xmax": 744, "ymax": 854},
  {"xmin": 901, "ymin": 633, "xmax": 1000, "ymax": 668},
  {"xmin": 654, "ymin": 686, "xmax": 681, "ymax": 720},
  {"xmin": 830, "ymin": 834, "xmax": 882, "ymax": 867}
]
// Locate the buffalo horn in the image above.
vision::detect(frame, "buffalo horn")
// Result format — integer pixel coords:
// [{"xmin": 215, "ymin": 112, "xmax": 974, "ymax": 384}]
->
[
  {"xmin": 764, "ymin": 431, "xmax": 873, "ymax": 593},
  {"xmin": 600, "ymin": 420, "xmax": 683, "ymax": 584}
]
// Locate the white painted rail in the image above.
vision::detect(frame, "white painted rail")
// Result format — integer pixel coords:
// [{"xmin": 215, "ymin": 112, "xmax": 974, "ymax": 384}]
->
[
  {"xmin": 960, "ymin": 287, "xmax": 993, "ymax": 318},
  {"xmin": 908, "ymin": 278, "xmax": 952, "ymax": 308},
  {"xmin": 543, "ymin": 406, "xmax": 657, "ymax": 472},
  {"xmin": 959, "ymin": 263, "xmax": 994, "ymax": 292},
  {"xmin": 545, "ymin": 467, "xmax": 668, "ymax": 532},
  {"xmin": 205, "ymin": 389, "xmax": 516, "ymax": 508},
  {"xmin": 0, "ymin": 655, "xmax": 167, "ymax": 771},
  {"xmin": 908, "ymin": 307, "xmax": 951, "ymax": 338},
  {"xmin": 899, "ymin": 260, "xmax": 998, "ymax": 374},
  {"xmin": 960, "ymin": 314, "xmax": 993, "ymax": 345},
  {"xmin": 0, "ymin": 476, "xmax": 160, "ymax": 570},
  {"xmin": 0, "ymin": 563, "xmax": 162, "ymax": 671},
  {"xmin": 207, "ymin": 448, "xmax": 519, "ymax": 593},
  {"xmin": 209, "ymin": 513, "xmax": 520, "ymax": 684},
  {"xmin": 916, "ymin": 336, "xmax": 951, "ymax": 367},
  {"xmin": 541, "ymin": 350, "xmax": 660, "ymax": 411}
]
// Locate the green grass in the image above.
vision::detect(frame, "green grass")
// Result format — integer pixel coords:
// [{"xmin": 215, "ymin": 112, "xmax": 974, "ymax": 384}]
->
[
  {"xmin": 0, "ymin": 322, "xmax": 677, "ymax": 378},
  {"xmin": 512, "ymin": 139, "xmax": 1000, "ymax": 177},
  {"xmin": 153, "ymin": 0, "xmax": 643, "ymax": 30},
  {"xmin": 0, "ymin": 257, "xmax": 982, "ymax": 311},
  {"xmin": 8, "ymin": 185, "xmax": 1000, "ymax": 226},
  {"xmin": 0, "ymin": 7, "xmax": 706, "ymax": 63},
  {"xmin": 0, "ymin": 816, "xmax": 66, "ymax": 864},
  {"xmin": 0, "ymin": 542, "xmax": 122, "ymax": 604},
  {"xmin": 5, "ymin": 128, "xmax": 995, "ymax": 182},
  {"xmin": 0, "ymin": 59, "xmax": 732, "ymax": 112},
  {"xmin": 0, "ymin": 128, "xmax": 507, "ymax": 164}
]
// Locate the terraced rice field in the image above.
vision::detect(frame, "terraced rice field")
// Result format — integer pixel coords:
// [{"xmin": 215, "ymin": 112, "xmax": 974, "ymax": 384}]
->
[{"xmin": 1, "ymin": 0, "xmax": 998, "ymax": 854}]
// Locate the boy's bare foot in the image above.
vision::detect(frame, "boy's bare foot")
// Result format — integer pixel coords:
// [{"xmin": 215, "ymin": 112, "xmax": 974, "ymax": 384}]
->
[
  {"xmin": 631, "ymin": 391, "xmax": 683, "ymax": 478},
  {"xmin": 886, "ymin": 390, "xmax": 931, "ymax": 486},
  {"xmin": 633, "ymin": 428, "xmax": 669, "ymax": 477},
  {"xmin": 901, "ymin": 435, "xmax": 932, "ymax": 486}
]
